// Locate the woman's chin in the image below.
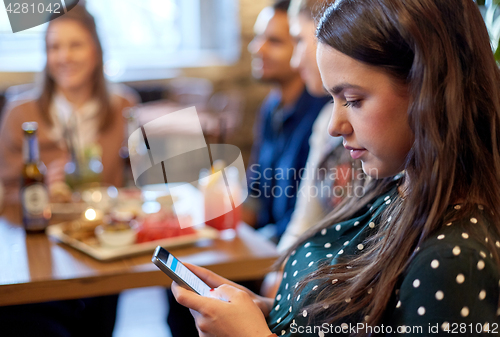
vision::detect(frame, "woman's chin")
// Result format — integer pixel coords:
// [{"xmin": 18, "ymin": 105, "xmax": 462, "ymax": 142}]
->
[
  {"xmin": 55, "ymin": 78, "xmax": 90, "ymax": 92},
  {"xmin": 361, "ymin": 161, "xmax": 384, "ymax": 180}
]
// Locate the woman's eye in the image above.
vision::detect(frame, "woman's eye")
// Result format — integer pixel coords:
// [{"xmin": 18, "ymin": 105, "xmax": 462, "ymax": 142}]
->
[{"xmin": 343, "ymin": 100, "xmax": 361, "ymax": 108}]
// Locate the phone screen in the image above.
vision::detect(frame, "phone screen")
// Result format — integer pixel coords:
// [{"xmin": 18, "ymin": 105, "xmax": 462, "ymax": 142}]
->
[{"xmin": 153, "ymin": 247, "xmax": 212, "ymax": 297}]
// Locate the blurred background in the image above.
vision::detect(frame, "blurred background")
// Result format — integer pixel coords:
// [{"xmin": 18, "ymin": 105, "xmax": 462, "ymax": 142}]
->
[
  {"xmin": 0, "ymin": 2, "xmax": 276, "ymax": 336},
  {"xmin": 0, "ymin": 0, "xmax": 275, "ymax": 166}
]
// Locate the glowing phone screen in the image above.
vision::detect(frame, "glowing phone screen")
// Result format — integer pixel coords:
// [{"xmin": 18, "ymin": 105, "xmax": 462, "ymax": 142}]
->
[{"xmin": 165, "ymin": 254, "xmax": 212, "ymax": 296}]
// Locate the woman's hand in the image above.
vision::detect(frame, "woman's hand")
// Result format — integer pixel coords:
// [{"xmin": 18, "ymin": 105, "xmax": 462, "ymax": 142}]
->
[
  {"xmin": 180, "ymin": 263, "xmax": 274, "ymax": 316},
  {"xmin": 46, "ymin": 158, "xmax": 72, "ymax": 203},
  {"xmin": 171, "ymin": 263, "xmax": 275, "ymax": 337},
  {"xmin": 46, "ymin": 158, "xmax": 67, "ymax": 188}
]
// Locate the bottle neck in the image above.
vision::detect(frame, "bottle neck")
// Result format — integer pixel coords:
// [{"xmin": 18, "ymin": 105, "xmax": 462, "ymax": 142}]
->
[{"xmin": 23, "ymin": 134, "xmax": 40, "ymax": 163}]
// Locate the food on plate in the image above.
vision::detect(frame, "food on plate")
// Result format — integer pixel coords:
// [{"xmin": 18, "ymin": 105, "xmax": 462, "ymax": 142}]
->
[
  {"xmin": 95, "ymin": 215, "xmax": 138, "ymax": 247},
  {"xmin": 62, "ymin": 219, "xmax": 100, "ymax": 242}
]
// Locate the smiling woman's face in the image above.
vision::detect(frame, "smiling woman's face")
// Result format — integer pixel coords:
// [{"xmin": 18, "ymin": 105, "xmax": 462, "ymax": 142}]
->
[
  {"xmin": 46, "ymin": 19, "xmax": 98, "ymax": 93},
  {"xmin": 317, "ymin": 43, "xmax": 414, "ymax": 179}
]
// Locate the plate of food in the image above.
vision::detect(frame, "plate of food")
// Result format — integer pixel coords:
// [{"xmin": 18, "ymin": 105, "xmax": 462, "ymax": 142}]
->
[
  {"xmin": 49, "ymin": 183, "xmax": 122, "ymax": 217},
  {"xmin": 47, "ymin": 208, "xmax": 218, "ymax": 261}
]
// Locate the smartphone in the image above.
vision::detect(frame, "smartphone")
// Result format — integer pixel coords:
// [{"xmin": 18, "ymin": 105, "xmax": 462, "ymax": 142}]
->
[{"xmin": 152, "ymin": 246, "xmax": 212, "ymax": 297}]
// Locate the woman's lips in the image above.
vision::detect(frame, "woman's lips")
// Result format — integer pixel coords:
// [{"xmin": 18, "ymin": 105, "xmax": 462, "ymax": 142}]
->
[{"xmin": 344, "ymin": 145, "xmax": 367, "ymax": 159}]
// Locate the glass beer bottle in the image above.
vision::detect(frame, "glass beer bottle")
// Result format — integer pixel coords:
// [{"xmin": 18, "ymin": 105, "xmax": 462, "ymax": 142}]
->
[{"xmin": 21, "ymin": 122, "xmax": 51, "ymax": 233}]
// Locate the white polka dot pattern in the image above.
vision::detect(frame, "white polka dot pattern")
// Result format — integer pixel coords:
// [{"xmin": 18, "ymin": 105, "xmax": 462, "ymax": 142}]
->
[
  {"xmin": 479, "ymin": 290, "xmax": 486, "ymax": 300},
  {"xmin": 267, "ymin": 195, "xmax": 500, "ymax": 335},
  {"xmin": 435, "ymin": 290, "xmax": 444, "ymax": 300}
]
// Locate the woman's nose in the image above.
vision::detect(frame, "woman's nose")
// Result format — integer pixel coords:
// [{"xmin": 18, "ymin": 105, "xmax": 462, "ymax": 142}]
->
[
  {"xmin": 55, "ymin": 46, "xmax": 71, "ymax": 62},
  {"xmin": 328, "ymin": 104, "xmax": 353, "ymax": 137}
]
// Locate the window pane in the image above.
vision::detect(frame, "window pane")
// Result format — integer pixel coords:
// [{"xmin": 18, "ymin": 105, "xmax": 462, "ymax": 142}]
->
[{"xmin": 0, "ymin": 0, "xmax": 240, "ymax": 80}]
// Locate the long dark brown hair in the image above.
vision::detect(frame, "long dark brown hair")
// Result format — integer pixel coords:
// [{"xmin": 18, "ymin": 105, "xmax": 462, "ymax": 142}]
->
[
  {"xmin": 37, "ymin": 4, "xmax": 113, "ymax": 131},
  {"xmin": 279, "ymin": 0, "xmax": 500, "ymax": 333}
]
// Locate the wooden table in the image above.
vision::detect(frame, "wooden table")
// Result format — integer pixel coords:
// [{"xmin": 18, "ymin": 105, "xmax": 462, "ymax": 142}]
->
[{"xmin": 0, "ymin": 205, "xmax": 278, "ymax": 307}]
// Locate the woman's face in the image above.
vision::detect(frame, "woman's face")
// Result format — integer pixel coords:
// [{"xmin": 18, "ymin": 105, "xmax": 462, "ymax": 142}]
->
[
  {"xmin": 46, "ymin": 19, "xmax": 98, "ymax": 93},
  {"xmin": 289, "ymin": 14, "xmax": 325, "ymax": 96},
  {"xmin": 317, "ymin": 43, "xmax": 414, "ymax": 178}
]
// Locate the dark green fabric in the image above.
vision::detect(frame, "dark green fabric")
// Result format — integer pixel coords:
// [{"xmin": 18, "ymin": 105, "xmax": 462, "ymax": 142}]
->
[{"xmin": 268, "ymin": 188, "xmax": 500, "ymax": 336}]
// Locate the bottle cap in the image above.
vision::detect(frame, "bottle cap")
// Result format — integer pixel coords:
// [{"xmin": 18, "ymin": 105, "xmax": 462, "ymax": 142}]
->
[{"xmin": 22, "ymin": 122, "xmax": 38, "ymax": 133}]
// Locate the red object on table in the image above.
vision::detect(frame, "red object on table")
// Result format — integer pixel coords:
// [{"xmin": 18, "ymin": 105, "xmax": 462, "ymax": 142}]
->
[
  {"xmin": 136, "ymin": 210, "xmax": 195, "ymax": 243},
  {"xmin": 205, "ymin": 205, "xmax": 241, "ymax": 231}
]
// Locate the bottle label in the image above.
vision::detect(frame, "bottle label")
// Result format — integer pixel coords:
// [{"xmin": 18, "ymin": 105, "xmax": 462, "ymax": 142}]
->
[
  {"xmin": 23, "ymin": 134, "xmax": 39, "ymax": 163},
  {"xmin": 22, "ymin": 183, "xmax": 48, "ymax": 215}
]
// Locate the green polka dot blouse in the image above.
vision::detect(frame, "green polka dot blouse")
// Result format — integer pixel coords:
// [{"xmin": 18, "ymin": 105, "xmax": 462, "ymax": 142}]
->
[{"xmin": 268, "ymin": 187, "xmax": 500, "ymax": 336}]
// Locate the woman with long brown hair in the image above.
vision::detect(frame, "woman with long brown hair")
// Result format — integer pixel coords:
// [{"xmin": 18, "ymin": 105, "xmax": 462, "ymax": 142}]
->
[
  {"xmin": 0, "ymin": 4, "xmax": 136, "ymax": 201},
  {"xmin": 171, "ymin": 0, "xmax": 500, "ymax": 335},
  {"xmin": 0, "ymin": 5, "xmax": 135, "ymax": 336}
]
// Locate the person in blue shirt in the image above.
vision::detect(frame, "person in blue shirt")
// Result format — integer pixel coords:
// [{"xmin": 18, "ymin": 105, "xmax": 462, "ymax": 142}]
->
[{"xmin": 243, "ymin": 0, "xmax": 330, "ymax": 242}]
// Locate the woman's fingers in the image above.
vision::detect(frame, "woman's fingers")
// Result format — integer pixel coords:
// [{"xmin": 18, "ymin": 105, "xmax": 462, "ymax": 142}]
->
[
  {"xmin": 182, "ymin": 263, "xmax": 273, "ymax": 316},
  {"xmin": 46, "ymin": 158, "xmax": 67, "ymax": 187},
  {"xmin": 171, "ymin": 281, "xmax": 208, "ymax": 313},
  {"xmin": 183, "ymin": 263, "xmax": 238, "ymax": 289},
  {"xmin": 173, "ymin": 281, "xmax": 272, "ymax": 337},
  {"xmin": 211, "ymin": 284, "xmax": 247, "ymax": 303}
]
